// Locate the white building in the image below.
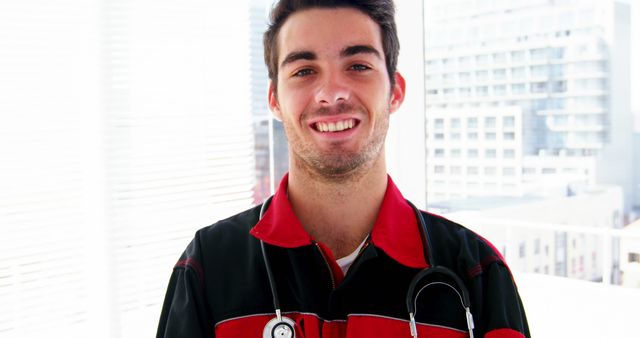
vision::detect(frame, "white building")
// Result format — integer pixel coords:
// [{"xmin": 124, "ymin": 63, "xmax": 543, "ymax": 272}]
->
[
  {"xmin": 439, "ymin": 185, "xmax": 624, "ymax": 282},
  {"xmin": 620, "ymin": 219, "xmax": 640, "ymax": 287},
  {"xmin": 424, "ymin": 0, "xmax": 633, "ymax": 213}
]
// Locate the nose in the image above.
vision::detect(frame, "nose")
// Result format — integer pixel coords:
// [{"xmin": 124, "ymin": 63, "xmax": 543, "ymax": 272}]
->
[{"xmin": 315, "ymin": 71, "xmax": 350, "ymax": 105}]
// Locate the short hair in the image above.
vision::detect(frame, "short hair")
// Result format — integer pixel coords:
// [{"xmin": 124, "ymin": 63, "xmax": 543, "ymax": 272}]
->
[{"xmin": 263, "ymin": 0, "xmax": 399, "ymax": 92}]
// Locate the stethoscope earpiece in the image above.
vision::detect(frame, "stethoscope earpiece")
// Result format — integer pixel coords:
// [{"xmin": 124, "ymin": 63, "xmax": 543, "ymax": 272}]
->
[{"xmin": 262, "ymin": 315, "xmax": 296, "ymax": 338}]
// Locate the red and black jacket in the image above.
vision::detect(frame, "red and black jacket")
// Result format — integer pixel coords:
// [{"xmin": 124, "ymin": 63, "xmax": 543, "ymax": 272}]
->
[{"xmin": 157, "ymin": 175, "xmax": 530, "ymax": 338}]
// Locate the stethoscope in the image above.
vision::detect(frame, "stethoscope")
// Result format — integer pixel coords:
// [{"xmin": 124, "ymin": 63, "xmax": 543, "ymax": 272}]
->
[{"xmin": 259, "ymin": 196, "xmax": 475, "ymax": 338}]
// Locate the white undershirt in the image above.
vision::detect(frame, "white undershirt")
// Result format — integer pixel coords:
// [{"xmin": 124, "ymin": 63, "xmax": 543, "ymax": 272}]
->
[{"xmin": 336, "ymin": 237, "xmax": 368, "ymax": 275}]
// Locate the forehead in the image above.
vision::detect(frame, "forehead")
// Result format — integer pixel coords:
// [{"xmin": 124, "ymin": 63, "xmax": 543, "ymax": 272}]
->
[{"xmin": 277, "ymin": 7, "xmax": 383, "ymax": 63}]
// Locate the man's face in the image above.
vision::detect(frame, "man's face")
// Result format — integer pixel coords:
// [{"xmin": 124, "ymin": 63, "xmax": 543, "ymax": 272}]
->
[{"xmin": 269, "ymin": 7, "xmax": 405, "ymax": 180}]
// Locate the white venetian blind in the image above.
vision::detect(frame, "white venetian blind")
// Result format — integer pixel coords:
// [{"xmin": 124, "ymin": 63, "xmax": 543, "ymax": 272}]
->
[{"xmin": 0, "ymin": 0, "xmax": 256, "ymax": 337}]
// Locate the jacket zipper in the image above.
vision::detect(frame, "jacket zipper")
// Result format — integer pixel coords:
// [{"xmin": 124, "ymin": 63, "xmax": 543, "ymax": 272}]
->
[{"xmin": 314, "ymin": 242, "xmax": 336, "ymax": 290}]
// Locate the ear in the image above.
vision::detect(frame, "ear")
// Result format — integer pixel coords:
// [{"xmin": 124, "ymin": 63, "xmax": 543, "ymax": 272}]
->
[
  {"xmin": 268, "ymin": 80, "xmax": 282, "ymax": 121},
  {"xmin": 389, "ymin": 72, "xmax": 406, "ymax": 114}
]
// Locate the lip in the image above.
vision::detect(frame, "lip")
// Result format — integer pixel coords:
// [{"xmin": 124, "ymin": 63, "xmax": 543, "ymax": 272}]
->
[{"xmin": 307, "ymin": 115, "xmax": 362, "ymax": 139}]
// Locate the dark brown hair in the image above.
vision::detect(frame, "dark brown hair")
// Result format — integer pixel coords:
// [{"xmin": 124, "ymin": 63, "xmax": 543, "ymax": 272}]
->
[{"xmin": 263, "ymin": 0, "xmax": 399, "ymax": 92}]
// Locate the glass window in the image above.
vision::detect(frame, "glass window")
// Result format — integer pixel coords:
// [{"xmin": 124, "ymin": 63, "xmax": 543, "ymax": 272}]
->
[
  {"xmin": 531, "ymin": 82, "xmax": 547, "ymax": 93},
  {"xmin": 485, "ymin": 132, "xmax": 497, "ymax": 140},
  {"xmin": 451, "ymin": 118, "xmax": 461, "ymax": 128},
  {"xmin": 476, "ymin": 86, "xmax": 489, "ymax": 96},
  {"xmin": 434, "ymin": 148, "xmax": 445, "ymax": 157},
  {"xmin": 503, "ymin": 116, "xmax": 516, "ymax": 127},
  {"xmin": 503, "ymin": 167, "xmax": 516, "ymax": 176},
  {"xmin": 467, "ymin": 149, "xmax": 479, "ymax": 158},
  {"xmin": 475, "ymin": 70, "xmax": 489, "ymax": 80},
  {"xmin": 511, "ymin": 67, "xmax": 526, "ymax": 79},
  {"xmin": 484, "ymin": 117, "xmax": 496, "ymax": 128},
  {"xmin": 503, "ymin": 132, "xmax": 516, "ymax": 140},
  {"xmin": 511, "ymin": 83, "xmax": 526, "ymax": 94},
  {"xmin": 434, "ymin": 118, "xmax": 444, "ymax": 129},
  {"xmin": 503, "ymin": 149, "xmax": 516, "ymax": 158},
  {"xmin": 511, "ymin": 50, "xmax": 525, "ymax": 61},
  {"xmin": 493, "ymin": 85, "xmax": 507, "ymax": 96},
  {"xmin": 485, "ymin": 149, "xmax": 497, "ymax": 158},
  {"xmin": 530, "ymin": 47, "xmax": 548, "ymax": 60},
  {"xmin": 493, "ymin": 69, "xmax": 507, "ymax": 79}
]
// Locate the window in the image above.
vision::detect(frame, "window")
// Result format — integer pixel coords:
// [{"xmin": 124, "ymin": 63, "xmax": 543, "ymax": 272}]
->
[
  {"xmin": 450, "ymin": 166, "xmax": 462, "ymax": 174},
  {"xmin": 467, "ymin": 166, "xmax": 479, "ymax": 175},
  {"xmin": 485, "ymin": 132, "xmax": 497, "ymax": 140},
  {"xmin": 530, "ymin": 65, "xmax": 548, "ymax": 77},
  {"xmin": 493, "ymin": 85, "xmax": 507, "ymax": 96},
  {"xmin": 467, "ymin": 149, "xmax": 479, "ymax": 158},
  {"xmin": 0, "ymin": 2, "xmax": 259, "ymax": 337},
  {"xmin": 503, "ymin": 132, "xmax": 515, "ymax": 140},
  {"xmin": 434, "ymin": 148, "xmax": 445, "ymax": 157},
  {"xmin": 484, "ymin": 117, "xmax": 496, "ymax": 128},
  {"xmin": 467, "ymin": 117, "xmax": 478, "ymax": 128},
  {"xmin": 493, "ymin": 69, "xmax": 507, "ymax": 79},
  {"xmin": 511, "ymin": 83, "xmax": 526, "ymax": 94},
  {"xmin": 475, "ymin": 54, "xmax": 489, "ymax": 64},
  {"xmin": 511, "ymin": 67, "xmax": 526, "ymax": 78},
  {"xmin": 530, "ymin": 47, "xmax": 548, "ymax": 60},
  {"xmin": 467, "ymin": 132, "xmax": 478, "ymax": 140},
  {"xmin": 511, "ymin": 50, "xmax": 525, "ymax": 61},
  {"xmin": 451, "ymin": 149, "xmax": 462, "ymax": 158},
  {"xmin": 451, "ymin": 118, "xmax": 461, "ymax": 128},
  {"xmin": 485, "ymin": 149, "xmax": 497, "ymax": 158},
  {"xmin": 531, "ymin": 82, "xmax": 547, "ymax": 93},
  {"xmin": 484, "ymin": 166, "xmax": 497, "ymax": 175},
  {"xmin": 503, "ymin": 116, "xmax": 515, "ymax": 127},
  {"xmin": 475, "ymin": 70, "xmax": 489, "ymax": 80},
  {"xmin": 434, "ymin": 165, "xmax": 446, "ymax": 174},
  {"xmin": 434, "ymin": 118, "xmax": 444, "ymax": 129},
  {"xmin": 503, "ymin": 149, "xmax": 516, "ymax": 158},
  {"xmin": 503, "ymin": 167, "xmax": 516, "ymax": 176}
]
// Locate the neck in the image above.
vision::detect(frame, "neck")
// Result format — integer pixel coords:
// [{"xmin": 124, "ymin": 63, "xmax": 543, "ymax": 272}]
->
[{"xmin": 287, "ymin": 154, "xmax": 388, "ymax": 259}]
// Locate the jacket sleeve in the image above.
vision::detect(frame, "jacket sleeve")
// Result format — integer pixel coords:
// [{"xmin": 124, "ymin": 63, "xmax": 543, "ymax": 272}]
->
[
  {"xmin": 475, "ymin": 261, "xmax": 530, "ymax": 338},
  {"xmin": 157, "ymin": 237, "xmax": 213, "ymax": 338}
]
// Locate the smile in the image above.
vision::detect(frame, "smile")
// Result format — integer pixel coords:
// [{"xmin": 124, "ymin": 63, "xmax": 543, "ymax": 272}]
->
[{"xmin": 314, "ymin": 119, "xmax": 357, "ymax": 133}]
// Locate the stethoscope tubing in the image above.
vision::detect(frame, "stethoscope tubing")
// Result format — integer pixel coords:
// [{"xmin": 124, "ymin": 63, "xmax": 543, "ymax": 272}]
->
[{"xmin": 258, "ymin": 196, "xmax": 474, "ymax": 338}]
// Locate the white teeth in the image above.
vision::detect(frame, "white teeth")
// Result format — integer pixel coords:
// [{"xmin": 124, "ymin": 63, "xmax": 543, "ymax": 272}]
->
[{"xmin": 315, "ymin": 119, "xmax": 356, "ymax": 133}]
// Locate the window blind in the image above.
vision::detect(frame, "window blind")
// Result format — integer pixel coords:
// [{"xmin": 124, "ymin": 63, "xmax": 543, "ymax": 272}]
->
[{"xmin": 1, "ymin": 1, "xmax": 256, "ymax": 337}]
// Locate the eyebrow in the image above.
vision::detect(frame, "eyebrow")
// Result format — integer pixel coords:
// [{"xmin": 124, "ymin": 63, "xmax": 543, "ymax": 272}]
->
[
  {"xmin": 340, "ymin": 45, "xmax": 382, "ymax": 59},
  {"xmin": 280, "ymin": 51, "xmax": 316, "ymax": 69},
  {"xmin": 279, "ymin": 45, "xmax": 382, "ymax": 69}
]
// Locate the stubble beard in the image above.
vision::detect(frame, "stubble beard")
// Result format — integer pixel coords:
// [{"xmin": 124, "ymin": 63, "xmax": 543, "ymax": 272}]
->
[{"xmin": 283, "ymin": 103, "xmax": 390, "ymax": 183}]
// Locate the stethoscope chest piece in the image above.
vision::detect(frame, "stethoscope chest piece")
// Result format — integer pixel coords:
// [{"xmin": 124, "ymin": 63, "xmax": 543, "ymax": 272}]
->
[{"xmin": 263, "ymin": 316, "xmax": 296, "ymax": 338}]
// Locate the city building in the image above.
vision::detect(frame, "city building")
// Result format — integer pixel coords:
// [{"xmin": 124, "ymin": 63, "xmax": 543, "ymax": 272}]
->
[
  {"xmin": 424, "ymin": 0, "xmax": 633, "ymax": 215},
  {"xmin": 436, "ymin": 185, "xmax": 624, "ymax": 282}
]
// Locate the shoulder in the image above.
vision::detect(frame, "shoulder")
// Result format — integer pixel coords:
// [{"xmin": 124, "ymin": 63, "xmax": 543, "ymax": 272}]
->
[
  {"xmin": 422, "ymin": 211, "xmax": 508, "ymax": 279},
  {"xmin": 178, "ymin": 204, "xmax": 263, "ymax": 270}
]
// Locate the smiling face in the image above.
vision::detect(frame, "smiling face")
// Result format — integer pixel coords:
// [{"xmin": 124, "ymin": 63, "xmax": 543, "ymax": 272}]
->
[{"xmin": 269, "ymin": 7, "xmax": 405, "ymax": 181}]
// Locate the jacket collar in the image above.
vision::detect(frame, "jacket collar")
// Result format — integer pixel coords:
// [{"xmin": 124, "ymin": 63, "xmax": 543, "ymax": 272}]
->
[{"xmin": 249, "ymin": 173, "xmax": 428, "ymax": 269}]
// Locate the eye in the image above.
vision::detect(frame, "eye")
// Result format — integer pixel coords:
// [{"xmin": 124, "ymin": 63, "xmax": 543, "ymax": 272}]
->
[
  {"xmin": 350, "ymin": 64, "xmax": 371, "ymax": 72},
  {"xmin": 292, "ymin": 68, "xmax": 315, "ymax": 77}
]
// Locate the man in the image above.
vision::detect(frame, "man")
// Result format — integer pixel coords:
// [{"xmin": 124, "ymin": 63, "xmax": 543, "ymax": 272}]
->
[{"xmin": 157, "ymin": 1, "xmax": 530, "ymax": 337}]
